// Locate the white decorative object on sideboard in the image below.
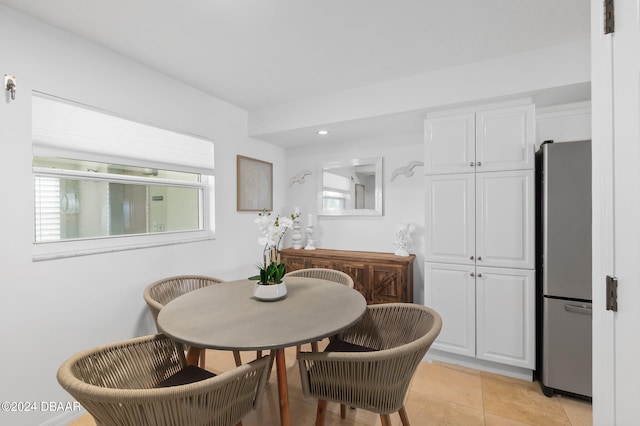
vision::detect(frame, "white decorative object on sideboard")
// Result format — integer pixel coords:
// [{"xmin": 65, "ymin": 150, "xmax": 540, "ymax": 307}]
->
[
  {"xmin": 290, "ymin": 208, "xmax": 303, "ymax": 249},
  {"xmin": 393, "ymin": 223, "xmax": 414, "ymax": 257},
  {"xmin": 304, "ymin": 213, "xmax": 316, "ymax": 250}
]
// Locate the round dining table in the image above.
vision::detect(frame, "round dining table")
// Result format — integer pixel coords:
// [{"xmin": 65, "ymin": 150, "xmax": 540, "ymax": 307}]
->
[{"xmin": 157, "ymin": 277, "xmax": 367, "ymax": 426}]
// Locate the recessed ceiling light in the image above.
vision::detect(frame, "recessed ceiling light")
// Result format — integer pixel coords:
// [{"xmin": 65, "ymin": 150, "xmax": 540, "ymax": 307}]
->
[{"xmin": 317, "ymin": 130, "xmax": 329, "ymax": 135}]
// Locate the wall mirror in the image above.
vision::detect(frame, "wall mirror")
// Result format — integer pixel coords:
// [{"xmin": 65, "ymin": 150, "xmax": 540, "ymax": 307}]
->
[{"xmin": 318, "ymin": 157, "xmax": 383, "ymax": 216}]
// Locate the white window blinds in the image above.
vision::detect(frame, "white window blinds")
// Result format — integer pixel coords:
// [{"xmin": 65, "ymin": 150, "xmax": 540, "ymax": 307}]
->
[
  {"xmin": 32, "ymin": 95, "xmax": 214, "ymax": 174},
  {"xmin": 34, "ymin": 176, "xmax": 61, "ymax": 242}
]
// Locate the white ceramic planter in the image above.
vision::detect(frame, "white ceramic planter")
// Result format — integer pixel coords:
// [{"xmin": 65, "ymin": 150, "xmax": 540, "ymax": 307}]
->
[{"xmin": 253, "ymin": 281, "xmax": 287, "ymax": 301}]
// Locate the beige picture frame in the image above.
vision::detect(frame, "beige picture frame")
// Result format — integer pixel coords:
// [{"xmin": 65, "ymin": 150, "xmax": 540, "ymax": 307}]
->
[{"xmin": 237, "ymin": 155, "xmax": 273, "ymax": 211}]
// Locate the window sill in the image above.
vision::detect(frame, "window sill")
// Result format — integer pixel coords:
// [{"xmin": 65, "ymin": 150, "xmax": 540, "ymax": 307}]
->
[{"xmin": 32, "ymin": 230, "xmax": 214, "ymax": 261}]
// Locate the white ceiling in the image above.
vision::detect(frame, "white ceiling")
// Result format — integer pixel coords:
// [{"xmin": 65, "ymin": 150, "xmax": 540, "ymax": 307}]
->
[{"xmin": 1, "ymin": 0, "xmax": 590, "ymax": 144}]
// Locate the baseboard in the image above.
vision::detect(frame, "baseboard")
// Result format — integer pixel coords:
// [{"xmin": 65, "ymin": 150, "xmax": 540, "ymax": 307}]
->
[{"xmin": 424, "ymin": 349, "xmax": 534, "ymax": 381}]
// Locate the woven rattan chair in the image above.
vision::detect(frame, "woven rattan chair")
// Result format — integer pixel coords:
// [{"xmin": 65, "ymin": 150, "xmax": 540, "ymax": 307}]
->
[
  {"xmin": 57, "ymin": 334, "xmax": 271, "ymax": 426},
  {"xmin": 297, "ymin": 303, "xmax": 442, "ymax": 426},
  {"xmin": 284, "ymin": 268, "xmax": 354, "ymax": 288},
  {"xmin": 144, "ymin": 275, "xmax": 243, "ymax": 368},
  {"xmin": 284, "ymin": 268, "xmax": 355, "ymax": 353}
]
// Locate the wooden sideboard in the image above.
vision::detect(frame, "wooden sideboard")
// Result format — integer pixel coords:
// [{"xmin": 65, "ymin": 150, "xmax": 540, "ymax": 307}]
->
[{"xmin": 279, "ymin": 248, "xmax": 415, "ymax": 304}]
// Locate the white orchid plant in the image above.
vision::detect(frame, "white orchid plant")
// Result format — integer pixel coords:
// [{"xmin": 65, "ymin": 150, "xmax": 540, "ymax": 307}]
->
[{"xmin": 253, "ymin": 209, "xmax": 300, "ymax": 284}]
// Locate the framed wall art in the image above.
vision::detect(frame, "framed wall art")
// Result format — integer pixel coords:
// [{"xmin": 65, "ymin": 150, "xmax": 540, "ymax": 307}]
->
[{"xmin": 237, "ymin": 155, "xmax": 273, "ymax": 211}]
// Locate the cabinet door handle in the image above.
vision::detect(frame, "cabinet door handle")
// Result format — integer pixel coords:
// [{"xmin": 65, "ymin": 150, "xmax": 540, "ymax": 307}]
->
[
  {"xmin": 470, "ymin": 256, "xmax": 474, "ymax": 260},
  {"xmin": 477, "ymin": 273, "xmax": 483, "ymax": 278},
  {"xmin": 477, "ymin": 161, "xmax": 482, "ymax": 166},
  {"xmin": 470, "ymin": 272, "xmax": 475, "ymax": 277},
  {"xmin": 477, "ymin": 256, "xmax": 482, "ymax": 261},
  {"xmin": 469, "ymin": 162, "xmax": 475, "ymax": 167}
]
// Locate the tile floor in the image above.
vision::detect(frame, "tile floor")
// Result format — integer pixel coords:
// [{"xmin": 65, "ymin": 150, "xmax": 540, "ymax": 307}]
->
[{"xmin": 70, "ymin": 341, "xmax": 592, "ymax": 426}]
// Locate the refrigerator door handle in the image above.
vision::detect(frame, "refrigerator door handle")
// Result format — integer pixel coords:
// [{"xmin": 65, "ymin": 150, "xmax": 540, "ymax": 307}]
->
[{"xmin": 564, "ymin": 303, "xmax": 593, "ymax": 315}]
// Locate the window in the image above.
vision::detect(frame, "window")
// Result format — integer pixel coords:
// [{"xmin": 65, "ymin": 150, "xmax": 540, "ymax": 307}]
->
[{"xmin": 32, "ymin": 94, "xmax": 215, "ymax": 260}]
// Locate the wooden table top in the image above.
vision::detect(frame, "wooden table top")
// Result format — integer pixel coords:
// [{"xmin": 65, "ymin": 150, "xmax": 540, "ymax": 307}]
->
[{"xmin": 157, "ymin": 277, "xmax": 367, "ymax": 351}]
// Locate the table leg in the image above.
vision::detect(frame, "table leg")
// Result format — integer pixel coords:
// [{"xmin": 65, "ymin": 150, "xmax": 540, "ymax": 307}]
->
[
  {"xmin": 185, "ymin": 346, "xmax": 202, "ymax": 366},
  {"xmin": 275, "ymin": 348, "xmax": 291, "ymax": 426}
]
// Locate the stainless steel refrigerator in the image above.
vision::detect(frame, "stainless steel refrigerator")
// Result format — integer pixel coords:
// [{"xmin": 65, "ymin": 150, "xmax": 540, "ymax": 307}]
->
[{"xmin": 536, "ymin": 140, "xmax": 592, "ymax": 398}]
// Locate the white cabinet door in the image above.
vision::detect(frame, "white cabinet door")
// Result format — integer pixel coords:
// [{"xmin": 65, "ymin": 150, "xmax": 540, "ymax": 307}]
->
[
  {"xmin": 476, "ymin": 170, "xmax": 535, "ymax": 269},
  {"xmin": 475, "ymin": 267, "xmax": 535, "ymax": 369},
  {"xmin": 475, "ymin": 105, "xmax": 535, "ymax": 172},
  {"xmin": 424, "ymin": 113, "xmax": 475, "ymax": 175},
  {"xmin": 425, "ymin": 262, "xmax": 476, "ymax": 357},
  {"xmin": 426, "ymin": 171, "xmax": 534, "ymax": 269},
  {"xmin": 425, "ymin": 105, "xmax": 534, "ymax": 175},
  {"xmin": 425, "ymin": 174, "xmax": 475, "ymax": 265}
]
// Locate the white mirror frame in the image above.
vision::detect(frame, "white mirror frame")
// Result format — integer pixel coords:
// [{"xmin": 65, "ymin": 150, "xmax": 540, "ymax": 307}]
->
[{"xmin": 318, "ymin": 157, "xmax": 383, "ymax": 216}]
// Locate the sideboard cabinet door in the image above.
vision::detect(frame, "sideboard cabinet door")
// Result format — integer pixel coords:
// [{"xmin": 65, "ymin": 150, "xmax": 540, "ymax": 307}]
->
[
  {"xmin": 279, "ymin": 248, "xmax": 415, "ymax": 304},
  {"xmin": 369, "ymin": 264, "xmax": 408, "ymax": 304}
]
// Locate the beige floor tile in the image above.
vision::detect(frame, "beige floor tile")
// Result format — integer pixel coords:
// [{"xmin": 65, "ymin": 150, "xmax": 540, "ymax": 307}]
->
[
  {"xmin": 68, "ymin": 415, "xmax": 95, "ymax": 426},
  {"xmin": 558, "ymin": 395, "xmax": 593, "ymax": 426},
  {"xmin": 481, "ymin": 372, "xmax": 571, "ymax": 426},
  {"xmin": 411, "ymin": 361, "xmax": 484, "ymax": 411},
  {"xmin": 406, "ymin": 394, "xmax": 485, "ymax": 426},
  {"xmin": 485, "ymin": 412, "xmax": 534, "ymax": 426}
]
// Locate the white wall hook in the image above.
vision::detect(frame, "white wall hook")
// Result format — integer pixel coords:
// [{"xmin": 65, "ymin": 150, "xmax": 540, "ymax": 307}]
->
[{"xmin": 4, "ymin": 74, "xmax": 16, "ymax": 101}]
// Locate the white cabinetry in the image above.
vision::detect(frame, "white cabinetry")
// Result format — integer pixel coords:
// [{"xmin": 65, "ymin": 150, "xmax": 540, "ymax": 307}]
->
[
  {"xmin": 424, "ymin": 104, "xmax": 534, "ymax": 174},
  {"xmin": 424, "ymin": 263, "xmax": 475, "ymax": 357},
  {"xmin": 424, "ymin": 173, "xmax": 475, "ymax": 265},
  {"xmin": 475, "ymin": 171, "xmax": 534, "ymax": 269},
  {"xmin": 424, "ymin": 102, "xmax": 536, "ymax": 376},
  {"xmin": 425, "ymin": 263, "xmax": 535, "ymax": 369},
  {"xmin": 475, "ymin": 266, "xmax": 535, "ymax": 369},
  {"xmin": 425, "ymin": 170, "xmax": 534, "ymax": 269}
]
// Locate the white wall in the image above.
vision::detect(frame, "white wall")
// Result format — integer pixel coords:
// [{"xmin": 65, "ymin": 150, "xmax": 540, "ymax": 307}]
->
[
  {"xmin": 249, "ymin": 38, "xmax": 590, "ymax": 137},
  {"xmin": 0, "ymin": 6, "xmax": 284, "ymax": 426},
  {"xmin": 285, "ymin": 132, "xmax": 425, "ymax": 302},
  {"xmin": 536, "ymin": 101, "xmax": 592, "ymax": 148}
]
